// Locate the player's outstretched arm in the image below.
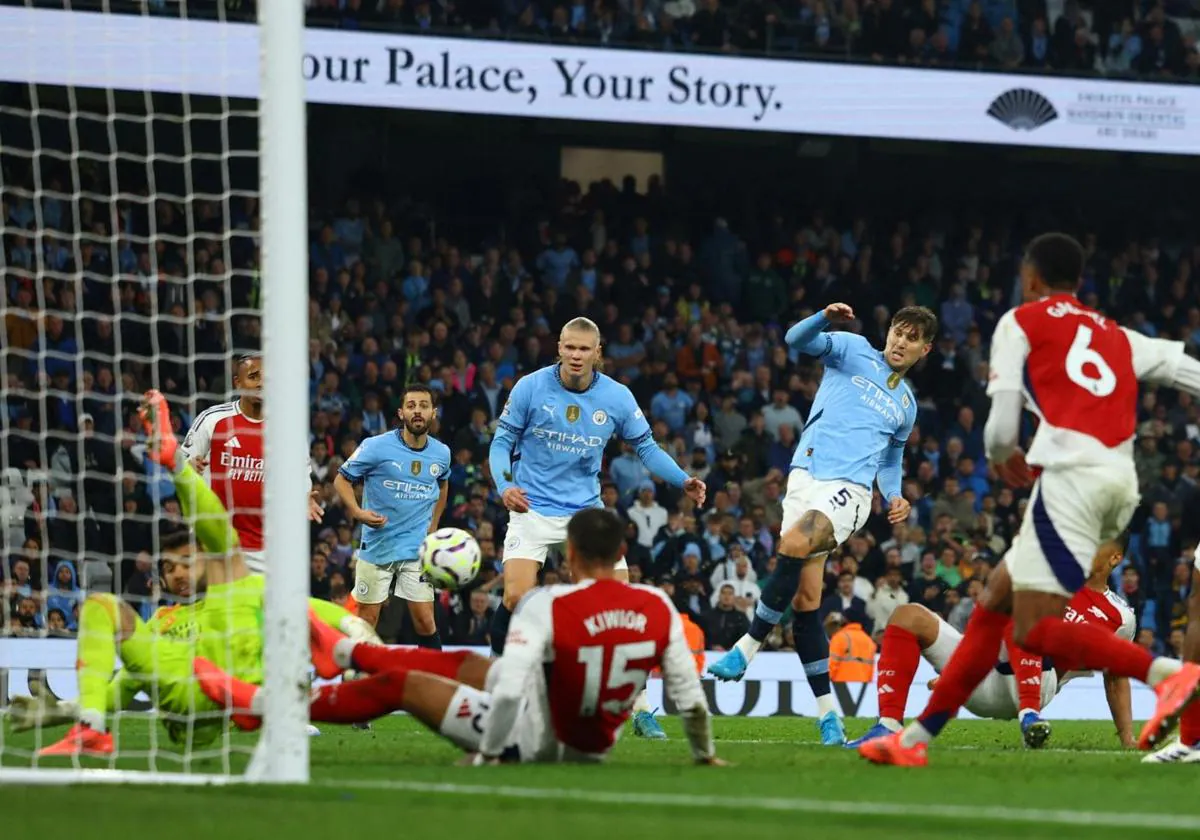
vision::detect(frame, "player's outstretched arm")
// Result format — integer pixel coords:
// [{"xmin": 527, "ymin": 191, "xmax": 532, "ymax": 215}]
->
[
  {"xmin": 1103, "ymin": 672, "xmax": 1135, "ymax": 748},
  {"xmin": 1125, "ymin": 328, "xmax": 1200, "ymax": 397},
  {"xmin": 784, "ymin": 304, "xmax": 855, "ymax": 362},
  {"xmin": 658, "ymin": 598, "xmax": 718, "ymax": 764},
  {"xmin": 488, "ymin": 425, "xmax": 529, "ymax": 513},
  {"xmin": 476, "ymin": 595, "xmax": 548, "ymax": 760}
]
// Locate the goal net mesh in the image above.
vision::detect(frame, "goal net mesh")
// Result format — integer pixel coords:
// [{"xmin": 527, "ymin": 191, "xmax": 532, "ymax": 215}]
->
[{"xmin": 0, "ymin": 1, "xmax": 291, "ymax": 780}]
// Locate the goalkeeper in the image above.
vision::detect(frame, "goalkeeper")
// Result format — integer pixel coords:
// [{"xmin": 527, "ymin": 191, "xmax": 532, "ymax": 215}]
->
[{"xmin": 14, "ymin": 390, "xmax": 374, "ymax": 756}]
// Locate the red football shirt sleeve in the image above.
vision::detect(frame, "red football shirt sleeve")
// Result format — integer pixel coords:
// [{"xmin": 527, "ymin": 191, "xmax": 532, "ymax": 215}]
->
[{"xmin": 986, "ymin": 310, "xmax": 1030, "ymax": 397}]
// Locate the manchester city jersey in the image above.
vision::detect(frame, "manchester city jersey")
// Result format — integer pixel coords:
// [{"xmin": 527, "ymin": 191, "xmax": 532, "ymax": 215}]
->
[
  {"xmin": 497, "ymin": 365, "xmax": 651, "ymax": 516},
  {"xmin": 791, "ymin": 332, "xmax": 918, "ymax": 490},
  {"xmin": 338, "ymin": 430, "xmax": 451, "ymax": 565}
]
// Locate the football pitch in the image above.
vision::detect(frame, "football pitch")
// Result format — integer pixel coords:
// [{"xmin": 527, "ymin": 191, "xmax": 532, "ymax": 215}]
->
[{"xmin": 3, "ymin": 716, "xmax": 1199, "ymax": 838}]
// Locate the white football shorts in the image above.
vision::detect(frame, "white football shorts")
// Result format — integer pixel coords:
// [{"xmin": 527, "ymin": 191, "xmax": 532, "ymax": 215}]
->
[
  {"xmin": 1008, "ymin": 464, "xmax": 1139, "ymax": 598},
  {"xmin": 437, "ymin": 664, "xmax": 607, "ymax": 763},
  {"xmin": 504, "ymin": 509, "xmax": 627, "ymax": 571},
  {"xmin": 241, "ymin": 550, "xmax": 265, "ymax": 575},
  {"xmin": 353, "ymin": 558, "xmax": 434, "ymax": 605},
  {"xmin": 781, "ymin": 469, "xmax": 872, "ymax": 549},
  {"xmin": 923, "ymin": 613, "xmax": 1058, "ymax": 720}
]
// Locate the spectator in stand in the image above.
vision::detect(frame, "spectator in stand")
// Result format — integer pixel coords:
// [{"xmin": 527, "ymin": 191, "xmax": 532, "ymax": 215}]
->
[
  {"xmin": 451, "ymin": 589, "xmax": 494, "ymax": 646},
  {"xmin": 761, "ymin": 389, "xmax": 803, "ymax": 442},
  {"xmin": 989, "ymin": 17, "xmax": 1025, "ymax": 68},
  {"xmin": 821, "ymin": 571, "xmax": 873, "ymax": 633},
  {"xmin": 651, "ymin": 372, "xmax": 694, "ymax": 435},
  {"xmin": 910, "ymin": 554, "xmax": 950, "ymax": 615},
  {"xmin": 958, "ymin": 2, "xmax": 994, "ymax": 64},
  {"xmin": 868, "ymin": 564, "xmax": 909, "ymax": 635},
  {"xmin": 628, "ymin": 481, "xmax": 669, "ymax": 548},
  {"xmin": 708, "ymin": 584, "xmax": 751, "ymax": 650}
]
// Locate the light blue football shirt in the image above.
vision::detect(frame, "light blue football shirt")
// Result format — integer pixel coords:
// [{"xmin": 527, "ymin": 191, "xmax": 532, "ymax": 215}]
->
[
  {"xmin": 496, "ymin": 365, "xmax": 651, "ymax": 516},
  {"xmin": 790, "ymin": 329, "xmax": 918, "ymax": 492},
  {"xmin": 338, "ymin": 430, "xmax": 451, "ymax": 565}
]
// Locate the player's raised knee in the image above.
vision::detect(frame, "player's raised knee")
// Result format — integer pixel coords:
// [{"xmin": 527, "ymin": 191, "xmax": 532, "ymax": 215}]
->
[{"xmin": 889, "ymin": 603, "xmax": 935, "ymax": 636}]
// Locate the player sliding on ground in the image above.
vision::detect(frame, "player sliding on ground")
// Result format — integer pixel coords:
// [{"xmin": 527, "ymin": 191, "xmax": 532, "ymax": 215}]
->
[
  {"xmin": 19, "ymin": 391, "xmax": 375, "ymax": 756},
  {"xmin": 708, "ymin": 303, "xmax": 935, "ymax": 745},
  {"xmin": 489, "ymin": 316, "xmax": 706, "ymax": 740},
  {"xmin": 195, "ymin": 509, "xmax": 724, "ymax": 765},
  {"xmin": 848, "ymin": 537, "xmax": 1135, "ymax": 750},
  {"xmin": 860, "ymin": 233, "xmax": 1200, "ymax": 767}
]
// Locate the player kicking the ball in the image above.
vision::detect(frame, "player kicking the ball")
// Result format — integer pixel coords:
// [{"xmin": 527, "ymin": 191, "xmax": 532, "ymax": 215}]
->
[
  {"xmin": 861, "ymin": 233, "xmax": 1200, "ymax": 768},
  {"xmin": 708, "ymin": 303, "xmax": 934, "ymax": 745},
  {"xmin": 24, "ymin": 391, "xmax": 375, "ymax": 756},
  {"xmin": 489, "ymin": 317, "xmax": 706, "ymax": 740},
  {"xmin": 195, "ymin": 509, "xmax": 723, "ymax": 765},
  {"xmin": 848, "ymin": 537, "xmax": 1135, "ymax": 750}
]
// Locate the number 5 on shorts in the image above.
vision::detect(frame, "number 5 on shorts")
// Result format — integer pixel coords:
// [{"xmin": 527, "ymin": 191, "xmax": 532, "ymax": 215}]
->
[{"xmin": 829, "ymin": 488, "xmax": 852, "ymax": 508}]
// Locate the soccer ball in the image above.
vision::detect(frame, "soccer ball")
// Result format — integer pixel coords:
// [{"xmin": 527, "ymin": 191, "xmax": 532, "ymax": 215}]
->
[{"xmin": 419, "ymin": 527, "xmax": 482, "ymax": 590}]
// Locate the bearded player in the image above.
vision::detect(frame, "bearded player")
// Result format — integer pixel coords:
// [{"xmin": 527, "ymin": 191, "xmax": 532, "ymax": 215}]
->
[
  {"xmin": 333, "ymin": 383, "xmax": 450, "ymax": 645},
  {"xmin": 849, "ymin": 536, "xmax": 1135, "ymax": 750},
  {"xmin": 488, "ymin": 316, "xmax": 706, "ymax": 740},
  {"xmin": 194, "ymin": 509, "xmax": 723, "ymax": 765},
  {"xmin": 181, "ymin": 353, "xmax": 323, "ymax": 573},
  {"xmin": 26, "ymin": 391, "xmax": 373, "ymax": 756},
  {"xmin": 861, "ymin": 233, "xmax": 1200, "ymax": 767},
  {"xmin": 708, "ymin": 303, "xmax": 934, "ymax": 745}
]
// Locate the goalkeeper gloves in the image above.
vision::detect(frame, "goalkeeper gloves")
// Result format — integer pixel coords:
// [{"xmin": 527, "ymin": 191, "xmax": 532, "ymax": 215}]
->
[{"xmin": 8, "ymin": 676, "xmax": 80, "ymax": 733}]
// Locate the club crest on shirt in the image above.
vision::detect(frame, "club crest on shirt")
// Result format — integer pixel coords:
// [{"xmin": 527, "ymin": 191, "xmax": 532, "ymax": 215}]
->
[
  {"xmin": 887, "ymin": 372, "xmax": 901, "ymax": 390},
  {"xmin": 592, "ymin": 409, "xmax": 608, "ymax": 425},
  {"xmin": 411, "ymin": 460, "xmax": 422, "ymax": 475},
  {"xmin": 566, "ymin": 405, "xmax": 581, "ymax": 423},
  {"xmin": 430, "ymin": 463, "xmax": 442, "ymax": 478}
]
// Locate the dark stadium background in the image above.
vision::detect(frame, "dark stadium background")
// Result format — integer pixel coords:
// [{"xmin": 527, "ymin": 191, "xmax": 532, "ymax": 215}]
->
[{"xmin": 2, "ymin": 0, "xmax": 1198, "ymax": 657}]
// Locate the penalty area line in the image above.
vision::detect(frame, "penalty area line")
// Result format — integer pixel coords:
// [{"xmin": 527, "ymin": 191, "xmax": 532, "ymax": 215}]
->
[{"xmin": 325, "ymin": 778, "xmax": 1200, "ymax": 831}]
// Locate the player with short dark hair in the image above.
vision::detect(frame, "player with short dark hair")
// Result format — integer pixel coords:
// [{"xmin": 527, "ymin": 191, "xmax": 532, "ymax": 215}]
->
[
  {"xmin": 195, "ymin": 509, "xmax": 722, "ymax": 765},
  {"xmin": 181, "ymin": 354, "xmax": 323, "ymax": 573},
  {"xmin": 709, "ymin": 302, "xmax": 936, "ymax": 745},
  {"xmin": 862, "ymin": 233, "xmax": 1200, "ymax": 767},
  {"xmin": 334, "ymin": 384, "xmax": 450, "ymax": 644}
]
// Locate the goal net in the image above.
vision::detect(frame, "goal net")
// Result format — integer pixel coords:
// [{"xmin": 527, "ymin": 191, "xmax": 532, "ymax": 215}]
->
[{"xmin": 0, "ymin": 1, "xmax": 311, "ymax": 784}]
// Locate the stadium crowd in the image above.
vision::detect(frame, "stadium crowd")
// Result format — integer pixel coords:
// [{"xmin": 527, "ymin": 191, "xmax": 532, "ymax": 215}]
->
[
  {"xmin": 3, "ymin": 158, "xmax": 1199, "ymax": 656},
  {"xmin": 24, "ymin": 0, "xmax": 1200, "ymax": 79}
]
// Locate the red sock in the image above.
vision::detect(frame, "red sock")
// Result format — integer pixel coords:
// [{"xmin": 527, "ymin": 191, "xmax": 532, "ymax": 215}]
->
[
  {"xmin": 1180, "ymin": 703, "xmax": 1200, "ymax": 746},
  {"xmin": 916, "ymin": 606, "xmax": 1009, "ymax": 736},
  {"xmin": 309, "ymin": 668, "xmax": 410, "ymax": 723},
  {"xmin": 1023, "ymin": 617, "xmax": 1153, "ymax": 682},
  {"xmin": 877, "ymin": 625, "xmax": 922, "ymax": 722},
  {"xmin": 352, "ymin": 646, "xmax": 469, "ymax": 679},
  {"xmin": 1004, "ymin": 622, "xmax": 1044, "ymax": 713}
]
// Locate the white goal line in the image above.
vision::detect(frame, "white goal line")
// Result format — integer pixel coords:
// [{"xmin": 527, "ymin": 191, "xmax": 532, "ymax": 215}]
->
[{"xmin": 324, "ymin": 778, "xmax": 1200, "ymax": 832}]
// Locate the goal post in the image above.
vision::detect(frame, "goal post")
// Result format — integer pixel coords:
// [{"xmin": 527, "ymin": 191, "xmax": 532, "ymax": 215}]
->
[{"xmin": 0, "ymin": 1, "xmax": 310, "ymax": 785}]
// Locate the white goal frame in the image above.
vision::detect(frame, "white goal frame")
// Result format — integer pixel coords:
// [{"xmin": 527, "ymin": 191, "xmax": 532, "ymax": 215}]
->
[{"xmin": 0, "ymin": 2, "xmax": 311, "ymax": 786}]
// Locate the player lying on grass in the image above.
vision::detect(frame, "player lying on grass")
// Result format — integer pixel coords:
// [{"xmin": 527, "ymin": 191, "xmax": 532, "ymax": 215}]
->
[
  {"xmin": 848, "ymin": 537, "xmax": 1135, "ymax": 751},
  {"xmin": 14, "ymin": 390, "xmax": 377, "ymax": 756},
  {"xmin": 1144, "ymin": 544, "xmax": 1200, "ymax": 764},
  {"xmin": 195, "ymin": 508, "xmax": 724, "ymax": 765}
]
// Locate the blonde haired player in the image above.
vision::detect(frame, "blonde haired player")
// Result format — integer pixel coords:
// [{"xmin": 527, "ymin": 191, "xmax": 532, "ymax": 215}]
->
[{"xmin": 488, "ymin": 316, "xmax": 706, "ymax": 739}]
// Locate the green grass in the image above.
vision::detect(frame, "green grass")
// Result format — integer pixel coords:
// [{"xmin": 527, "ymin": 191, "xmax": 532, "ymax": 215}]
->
[{"xmin": 2, "ymin": 716, "xmax": 1198, "ymax": 838}]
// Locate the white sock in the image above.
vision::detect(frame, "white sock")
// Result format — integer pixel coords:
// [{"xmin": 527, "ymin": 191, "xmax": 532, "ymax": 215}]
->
[
  {"xmin": 79, "ymin": 709, "xmax": 106, "ymax": 733},
  {"xmin": 1148, "ymin": 657, "xmax": 1184, "ymax": 687},
  {"xmin": 333, "ymin": 638, "xmax": 357, "ymax": 670},
  {"xmin": 734, "ymin": 635, "xmax": 763, "ymax": 661},
  {"xmin": 632, "ymin": 689, "xmax": 652, "ymax": 714},
  {"xmin": 815, "ymin": 694, "xmax": 838, "ymax": 717},
  {"xmin": 878, "ymin": 717, "xmax": 902, "ymax": 732},
  {"xmin": 899, "ymin": 721, "xmax": 932, "ymax": 749}
]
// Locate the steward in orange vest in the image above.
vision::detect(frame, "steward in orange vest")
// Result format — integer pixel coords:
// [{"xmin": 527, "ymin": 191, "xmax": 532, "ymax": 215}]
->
[{"xmin": 829, "ymin": 619, "xmax": 877, "ymax": 683}]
